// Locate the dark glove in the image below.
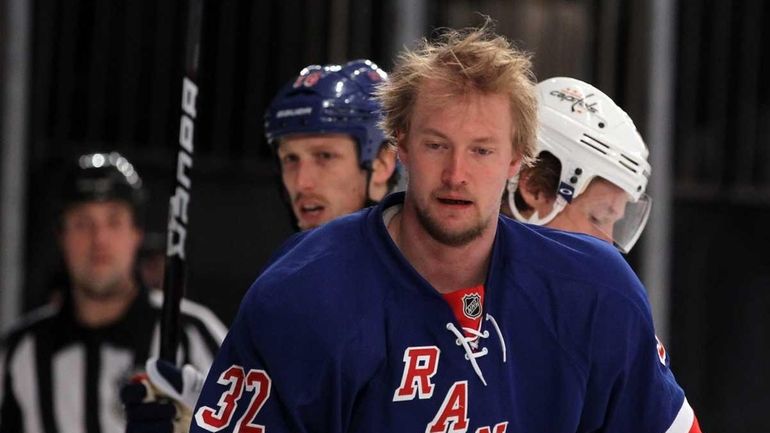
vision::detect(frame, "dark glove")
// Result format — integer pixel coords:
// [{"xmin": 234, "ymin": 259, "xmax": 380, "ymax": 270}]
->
[
  {"xmin": 121, "ymin": 373, "xmax": 176, "ymax": 433},
  {"xmin": 121, "ymin": 358, "xmax": 204, "ymax": 433}
]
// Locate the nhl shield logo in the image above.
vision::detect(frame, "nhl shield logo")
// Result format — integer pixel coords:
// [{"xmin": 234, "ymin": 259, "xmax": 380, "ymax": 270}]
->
[{"xmin": 461, "ymin": 293, "xmax": 482, "ymax": 319}]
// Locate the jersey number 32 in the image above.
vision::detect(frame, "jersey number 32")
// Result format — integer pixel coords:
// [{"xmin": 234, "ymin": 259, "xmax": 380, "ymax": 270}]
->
[{"xmin": 194, "ymin": 365, "xmax": 272, "ymax": 432}]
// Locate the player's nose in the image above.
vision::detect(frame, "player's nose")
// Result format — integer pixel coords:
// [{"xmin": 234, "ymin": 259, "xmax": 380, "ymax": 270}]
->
[
  {"xmin": 294, "ymin": 161, "xmax": 317, "ymax": 191},
  {"xmin": 90, "ymin": 220, "xmax": 113, "ymax": 247},
  {"xmin": 441, "ymin": 150, "xmax": 469, "ymax": 187}
]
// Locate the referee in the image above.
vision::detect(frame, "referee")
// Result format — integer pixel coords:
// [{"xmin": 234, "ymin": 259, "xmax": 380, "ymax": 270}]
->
[{"xmin": 0, "ymin": 151, "xmax": 226, "ymax": 433}]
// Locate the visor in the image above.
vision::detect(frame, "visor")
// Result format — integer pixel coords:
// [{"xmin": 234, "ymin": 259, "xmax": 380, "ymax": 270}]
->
[{"xmin": 606, "ymin": 193, "xmax": 652, "ymax": 254}]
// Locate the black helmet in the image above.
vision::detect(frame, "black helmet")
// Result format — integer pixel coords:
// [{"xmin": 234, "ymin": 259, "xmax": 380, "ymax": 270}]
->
[{"xmin": 60, "ymin": 152, "xmax": 145, "ymax": 219}]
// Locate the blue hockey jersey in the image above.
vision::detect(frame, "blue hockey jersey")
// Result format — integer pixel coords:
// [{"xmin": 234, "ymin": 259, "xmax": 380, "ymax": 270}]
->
[{"xmin": 191, "ymin": 192, "xmax": 699, "ymax": 433}]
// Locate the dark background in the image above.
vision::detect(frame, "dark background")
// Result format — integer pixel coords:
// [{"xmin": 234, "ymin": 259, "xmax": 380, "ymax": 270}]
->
[{"xmin": 1, "ymin": 1, "xmax": 769, "ymax": 431}]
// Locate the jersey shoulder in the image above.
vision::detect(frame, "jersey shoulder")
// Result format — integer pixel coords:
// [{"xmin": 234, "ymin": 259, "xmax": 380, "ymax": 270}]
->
[
  {"xmin": 501, "ymin": 218, "xmax": 649, "ymax": 307},
  {"xmin": 1, "ymin": 303, "xmax": 60, "ymax": 363},
  {"xmin": 497, "ymin": 218, "xmax": 656, "ymax": 366},
  {"xmin": 238, "ymin": 209, "xmax": 386, "ymax": 344},
  {"xmin": 251, "ymin": 209, "xmax": 380, "ymax": 302},
  {"xmin": 2, "ymin": 303, "xmax": 60, "ymax": 343}
]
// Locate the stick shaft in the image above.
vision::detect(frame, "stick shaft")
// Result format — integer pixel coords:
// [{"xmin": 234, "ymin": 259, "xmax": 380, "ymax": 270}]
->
[{"xmin": 160, "ymin": 0, "xmax": 205, "ymax": 363}]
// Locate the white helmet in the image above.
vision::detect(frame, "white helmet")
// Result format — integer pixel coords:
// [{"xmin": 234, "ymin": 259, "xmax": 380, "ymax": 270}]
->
[{"xmin": 508, "ymin": 77, "xmax": 652, "ymax": 253}]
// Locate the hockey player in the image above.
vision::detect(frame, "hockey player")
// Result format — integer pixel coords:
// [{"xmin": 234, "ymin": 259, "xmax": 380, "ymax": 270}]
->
[
  {"xmin": 264, "ymin": 58, "xmax": 398, "ymax": 230},
  {"xmin": 186, "ymin": 23, "xmax": 701, "ymax": 433},
  {"xmin": 0, "ymin": 152, "xmax": 227, "ymax": 433},
  {"xmin": 504, "ymin": 76, "xmax": 651, "ymax": 254},
  {"xmin": 120, "ymin": 60, "xmax": 399, "ymax": 433}
]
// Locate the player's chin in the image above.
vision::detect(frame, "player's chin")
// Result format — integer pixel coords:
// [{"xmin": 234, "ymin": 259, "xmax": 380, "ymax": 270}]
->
[
  {"xmin": 297, "ymin": 218, "xmax": 318, "ymax": 230},
  {"xmin": 296, "ymin": 210, "xmax": 329, "ymax": 230},
  {"xmin": 433, "ymin": 223, "xmax": 485, "ymax": 247},
  {"xmin": 80, "ymin": 276, "xmax": 124, "ymax": 298}
]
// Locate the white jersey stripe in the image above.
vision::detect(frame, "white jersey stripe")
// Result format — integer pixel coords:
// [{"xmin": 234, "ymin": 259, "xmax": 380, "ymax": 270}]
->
[
  {"xmin": 149, "ymin": 322, "xmax": 161, "ymax": 360},
  {"xmin": 179, "ymin": 299, "xmax": 228, "ymax": 345},
  {"xmin": 53, "ymin": 345, "xmax": 86, "ymax": 433},
  {"xmin": 11, "ymin": 337, "xmax": 44, "ymax": 433},
  {"xmin": 185, "ymin": 324, "xmax": 215, "ymax": 375},
  {"xmin": 100, "ymin": 345, "xmax": 133, "ymax": 433},
  {"xmin": 148, "ymin": 291, "xmax": 228, "ymax": 345},
  {"xmin": 0, "ymin": 347, "xmax": 5, "ymax": 416},
  {"xmin": 665, "ymin": 397, "xmax": 695, "ymax": 433}
]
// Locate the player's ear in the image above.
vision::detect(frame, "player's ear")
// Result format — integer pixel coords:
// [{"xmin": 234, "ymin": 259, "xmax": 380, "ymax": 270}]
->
[
  {"xmin": 368, "ymin": 144, "xmax": 397, "ymax": 201},
  {"xmin": 517, "ymin": 171, "xmax": 555, "ymax": 216},
  {"xmin": 395, "ymin": 130, "xmax": 409, "ymax": 166},
  {"xmin": 370, "ymin": 145, "xmax": 397, "ymax": 185}
]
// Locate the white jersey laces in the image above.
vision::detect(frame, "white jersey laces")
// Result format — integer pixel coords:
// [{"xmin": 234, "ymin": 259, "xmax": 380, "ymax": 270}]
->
[{"xmin": 445, "ymin": 313, "xmax": 507, "ymax": 386}]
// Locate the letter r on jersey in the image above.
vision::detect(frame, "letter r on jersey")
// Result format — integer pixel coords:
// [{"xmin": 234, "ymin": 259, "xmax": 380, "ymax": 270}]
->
[{"xmin": 393, "ymin": 346, "xmax": 440, "ymax": 402}]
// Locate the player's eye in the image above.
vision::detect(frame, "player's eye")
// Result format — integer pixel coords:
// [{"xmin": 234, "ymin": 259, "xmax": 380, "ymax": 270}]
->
[
  {"xmin": 316, "ymin": 151, "xmax": 337, "ymax": 162},
  {"xmin": 69, "ymin": 217, "xmax": 93, "ymax": 232},
  {"xmin": 589, "ymin": 214, "xmax": 614, "ymax": 231},
  {"xmin": 473, "ymin": 147, "xmax": 494, "ymax": 156},
  {"xmin": 280, "ymin": 154, "xmax": 299, "ymax": 166},
  {"xmin": 426, "ymin": 142, "xmax": 445, "ymax": 150}
]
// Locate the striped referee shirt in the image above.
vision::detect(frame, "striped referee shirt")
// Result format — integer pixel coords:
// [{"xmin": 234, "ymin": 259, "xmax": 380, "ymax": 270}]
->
[{"xmin": 0, "ymin": 286, "xmax": 227, "ymax": 433}]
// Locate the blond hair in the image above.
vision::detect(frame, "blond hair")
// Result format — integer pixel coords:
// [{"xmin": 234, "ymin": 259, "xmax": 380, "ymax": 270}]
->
[{"xmin": 377, "ymin": 21, "xmax": 538, "ymax": 165}]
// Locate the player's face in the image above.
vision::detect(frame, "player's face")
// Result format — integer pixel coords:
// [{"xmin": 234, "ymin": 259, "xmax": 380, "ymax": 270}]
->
[
  {"xmin": 548, "ymin": 178, "xmax": 629, "ymax": 243},
  {"xmin": 398, "ymin": 81, "xmax": 520, "ymax": 246},
  {"xmin": 278, "ymin": 133, "xmax": 368, "ymax": 230},
  {"xmin": 59, "ymin": 201, "xmax": 142, "ymax": 298}
]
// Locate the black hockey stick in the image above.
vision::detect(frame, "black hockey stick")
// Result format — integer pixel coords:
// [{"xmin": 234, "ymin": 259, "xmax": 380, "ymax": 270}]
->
[{"xmin": 159, "ymin": 0, "xmax": 206, "ymax": 363}]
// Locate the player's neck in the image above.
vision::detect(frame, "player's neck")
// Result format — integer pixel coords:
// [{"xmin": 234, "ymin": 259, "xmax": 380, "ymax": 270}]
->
[
  {"xmin": 388, "ymin": 205, "xmax": 494, "ymax": 294},
  {"xmin": 72, "ymin": 278, "xmax": 140, "ymax": 328}
]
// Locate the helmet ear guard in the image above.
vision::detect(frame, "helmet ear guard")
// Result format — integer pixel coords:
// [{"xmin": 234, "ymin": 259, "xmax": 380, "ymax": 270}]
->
[
  {"xmin": 506, "ymin": 172, "xmax": 567, "ymax": 226},
  {"xmin": 264, "ymin": 59, "xmax": 388, "ymax": 168},
  {"xmin": 507, "ymin": 77, "xmax": 653, "ymax": 253}
]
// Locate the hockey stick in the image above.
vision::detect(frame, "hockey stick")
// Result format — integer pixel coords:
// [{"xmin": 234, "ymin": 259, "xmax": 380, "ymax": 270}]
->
[{"xmin": 159, "ymin": 0, "xmax": 206, "ymax": 363}]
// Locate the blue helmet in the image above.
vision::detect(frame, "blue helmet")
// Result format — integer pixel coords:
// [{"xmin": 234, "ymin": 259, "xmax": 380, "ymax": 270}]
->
[{"xmin": 264, "ymin": 59, "xmax": 388, "ymax": 168}]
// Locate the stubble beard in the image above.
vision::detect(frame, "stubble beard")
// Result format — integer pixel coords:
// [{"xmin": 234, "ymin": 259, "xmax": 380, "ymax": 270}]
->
[
  {"xmin": 415, "ymin": 204, "xmax": 489, "ymax": 247},
  {"xmin": 73, "ymin": 268, "xmax": 132, "ymax": 301}
]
